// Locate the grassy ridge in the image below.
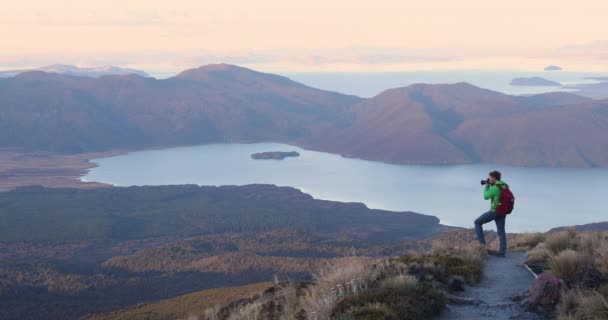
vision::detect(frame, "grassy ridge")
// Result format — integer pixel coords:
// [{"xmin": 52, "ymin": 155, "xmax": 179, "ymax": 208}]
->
[{"xmin": 88, "ymin": 231, "xmax": 486, "ymax": 320}]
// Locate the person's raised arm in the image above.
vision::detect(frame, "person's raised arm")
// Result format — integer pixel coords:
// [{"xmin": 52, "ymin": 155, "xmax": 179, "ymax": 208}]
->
[{"xmin": 483, "ymin": 185, "xmax": 496, "ymax": 200}]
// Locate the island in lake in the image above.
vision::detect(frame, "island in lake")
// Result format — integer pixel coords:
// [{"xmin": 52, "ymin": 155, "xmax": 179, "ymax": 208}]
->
[
  {"xmin": 510, "ymin": 76, "xmax": 561, "ymax": 86},
  {"xmin": 251, "ymin": 151, "xmax": 300, "ymax": 160}
]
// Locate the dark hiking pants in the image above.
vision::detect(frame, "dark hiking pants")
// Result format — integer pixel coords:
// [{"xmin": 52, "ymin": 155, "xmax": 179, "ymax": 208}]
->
[{"xmin": 474, "ymin": 211, "xmax": 506, "ymax": 255}]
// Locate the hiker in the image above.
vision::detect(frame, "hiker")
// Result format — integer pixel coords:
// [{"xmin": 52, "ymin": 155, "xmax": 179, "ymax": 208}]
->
[{"xmin": 474, "ymin": 170, "xmax": 515, "ymax": 257}]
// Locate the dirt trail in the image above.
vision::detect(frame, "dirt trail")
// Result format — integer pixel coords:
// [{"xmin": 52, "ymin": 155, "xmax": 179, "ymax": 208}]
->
[{"xmin": 440, "ymin": 252, "xmax": 542, "ymax": 320}]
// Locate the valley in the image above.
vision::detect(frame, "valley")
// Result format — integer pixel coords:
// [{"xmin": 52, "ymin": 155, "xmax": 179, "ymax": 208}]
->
[{"xmin": 0, "ymin": 185, "xmax": 443, "ymax": 320}]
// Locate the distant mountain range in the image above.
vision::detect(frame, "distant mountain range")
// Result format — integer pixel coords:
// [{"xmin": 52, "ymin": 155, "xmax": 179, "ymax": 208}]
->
[
  {"xmin": 0, "ymin": 64, "xmax": 149, "ymax": 78},
  {"xmin": 1, "ymin": 64, "xmax": 607, "ymax": 167}
]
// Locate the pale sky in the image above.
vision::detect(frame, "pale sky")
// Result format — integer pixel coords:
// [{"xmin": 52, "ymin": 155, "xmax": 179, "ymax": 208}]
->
[{"xmin": 2, "ymin": 0, "xmax": 608, "ymax": 72}]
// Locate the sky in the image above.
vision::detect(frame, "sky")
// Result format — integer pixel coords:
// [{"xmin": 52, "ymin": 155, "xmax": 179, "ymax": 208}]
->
[{"xmin": 2, "ymin": 0, "xmax": 608, "ymax": 73}]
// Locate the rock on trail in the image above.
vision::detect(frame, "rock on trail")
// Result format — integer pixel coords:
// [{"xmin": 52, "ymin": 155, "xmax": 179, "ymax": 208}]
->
[{"xmin": 440, "ymin": 252, "xmax": 543, "ymax": 320}]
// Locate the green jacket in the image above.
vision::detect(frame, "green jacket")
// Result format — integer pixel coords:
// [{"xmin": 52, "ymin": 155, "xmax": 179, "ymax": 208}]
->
[{"xmin": 484, "ymin": 180, "xmax": 507, "ymax": 212}]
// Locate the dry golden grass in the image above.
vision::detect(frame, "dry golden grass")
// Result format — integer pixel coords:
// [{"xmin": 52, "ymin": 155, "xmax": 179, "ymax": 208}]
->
[
  {"xmin": 545, "ymin": 231, "xmax": 579, "ymax": 255},
  {"xmin": 528, "ymin": 231, "xmax": 608, "ymax": 320},
  {"xmin": 525, "ymin": 245, "xmax": 551, "ymax": 266},
  {"xmin": 300, "ymin": 258, "xmax": 374, "ymax": 319},
  {"xmin": 559, "ymin": 290, "xmax": 608, "ymax": 320},
  {"xmin": 86, "ymin": 282, "xmax": 272, "ymax": 320},
  {"xmin": 0, "ymin": 151, "xmax": 119, "ymax": 191},
  {"xmin": 596, "ymin": 241, "xmax": 608, "ymax": 277},
  {"xmin": 508, "ymin": 232, "xmax": 546, "ymax": 251},
  {"xmin": 379, "ymin": 274, "xmax": 418, "ymax": 289},
  {"xmin": 558, "ymin": 289, "xmax": 581, "ymax": 317},
  {"xmin": 577, "ymin": 291, "xmax": 608, "ymax": 319},
  {"xmin": 549, "ymin": 250, "xmax": 593, "ymax": 284},
  {"xmin": 226, "ymin": 302, "xmax": 263, "ymax": 320}
]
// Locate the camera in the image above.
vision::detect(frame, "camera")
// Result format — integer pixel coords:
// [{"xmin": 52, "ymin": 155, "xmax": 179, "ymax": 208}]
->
[{"xmin": 480, "ymin": 179, "xmax": 490, "ymax": 185}]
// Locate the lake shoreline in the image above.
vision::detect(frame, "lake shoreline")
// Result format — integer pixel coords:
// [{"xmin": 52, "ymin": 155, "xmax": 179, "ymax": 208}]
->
[
  {"xmin": 2, "ymin": 138, "xmax": 604, "ymax": 194},
  {"xmin": 80, "ymin": 142, "xmax": 608, "ymax": 232}
]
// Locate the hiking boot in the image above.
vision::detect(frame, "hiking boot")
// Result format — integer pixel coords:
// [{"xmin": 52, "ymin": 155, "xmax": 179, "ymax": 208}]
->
[{"xmin": 487, "ymin": 249, "xmax": 506, "ymax": 257}]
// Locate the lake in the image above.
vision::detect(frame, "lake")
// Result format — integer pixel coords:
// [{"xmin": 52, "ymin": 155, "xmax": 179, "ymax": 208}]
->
[{"xmin": 82, "ymin": 143, "xmax": 608, "ymax": 233}]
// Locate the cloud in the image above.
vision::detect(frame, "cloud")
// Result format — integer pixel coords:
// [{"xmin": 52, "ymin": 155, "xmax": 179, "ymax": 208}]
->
[
  {"xmin": 174, "ymin": 47, "xmax": 457, "ymax": 68},
  {"xmin": 35, "ymin": 10, "xmax": 165, "ymax": 27},
  {"xmin": 551, "ymin": 41, "xmax": 608, "ymax": 60}
]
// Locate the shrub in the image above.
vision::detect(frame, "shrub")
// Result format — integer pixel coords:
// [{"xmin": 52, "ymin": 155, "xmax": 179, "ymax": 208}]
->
[
  {"xmin": 226, "ymin": 302, "xmax": 263, "ymax": 320},
  {"xmin": 525, "ymin": 246, "xmax": 551, "ymax": 268},
  {"xmin": 578, "ymin": 232, "xmax": 604, "ymax": 255},
  {"xmin": 398, "ymin": 246, "xmax": 485, "ymax": 284},
  {"xmin": 549, "ymin": 250, "xmax": 593, "ymax": 284},
  {"xmin": 379, "ymin": 274, "xmax": 418, "ymax": 289},
  {"xmin": 578, "ymin": 291, "xmax": 608, "ymax": 319},
  {"xmin": 596, "ymin": 241, "xmax": 608, "ymax": 277},
  {"xmin": 557, "ymin": 289, "xmax": 608, "ymax": 320},
  {"xmin": 545, "ymin": 231, "xmax": 578, "ymax": 255},
  {"xmin": 510, "ymin": 232, "xmax": 546, "ymax": 251},
  {"xmin": 331, "ymin": 285, "xmax": 445, "ymax": 320},
  {"xmin": 558, "ymin": 289, "xmax": 581, "ymax": 317},
  {"xmin": 301, "ymin": 258, "xmax": 372, "ymax": 319}
]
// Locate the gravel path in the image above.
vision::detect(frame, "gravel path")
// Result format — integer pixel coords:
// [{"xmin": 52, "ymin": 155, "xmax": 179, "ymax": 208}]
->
[{"xmin": 439, "ymin": 252, "xmax": 543, "ymax": 320}]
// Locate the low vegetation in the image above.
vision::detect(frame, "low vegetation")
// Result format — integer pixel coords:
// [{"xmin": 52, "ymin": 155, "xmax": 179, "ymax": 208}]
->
[
  {"xmin": 86, "ymin": 282, "xmax": 274, "ymax": 320},
  {"xmin": 0, "ymin": 184, "xmax": 443, "ymax": 320},
  {"xmin": 521, "ymin": 231, "xmax": 608, "ymax": 319},
  {"xmin": 0, "ymin": 185, "xmax": 440, "ymax": 242},
  {"xmin": 97, "ymin": 238, "xmax": 485, "ymax": 320}
]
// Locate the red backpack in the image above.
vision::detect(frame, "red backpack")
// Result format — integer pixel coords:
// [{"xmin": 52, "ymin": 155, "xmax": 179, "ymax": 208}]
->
[{"xmin": 496, "ymin": 184, "xmax": 515, "ymax": 215}]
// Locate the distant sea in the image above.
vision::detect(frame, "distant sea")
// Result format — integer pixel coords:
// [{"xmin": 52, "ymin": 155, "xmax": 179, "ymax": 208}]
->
[
  {"xmin": 152, "ymin": 70, "xmax": 608, "ymax": 98},
  {"xmin": 282, "ymin": 71, "xmax": 607, "ymax": 98}
]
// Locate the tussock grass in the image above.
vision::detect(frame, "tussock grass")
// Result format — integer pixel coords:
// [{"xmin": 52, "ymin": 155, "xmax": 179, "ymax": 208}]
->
[
  {"xmin": 558, "ymin": 290, "xmax": 608, "ymax": 320},
  {"xmin": 379, "ymin": 274, "xmax": 418, "ymax": 289},
  {"xmin": 578, "ymin": 291, "xmax": 608, "ymax": 319},
  {"xmin": 525, "ymin": 245, "xmax": 551, "ymax": 265},
  {"xmin": 596, "ymin": 241, "xmax": 608, "ymax": 277},
  {"xmin": 300, "ymin": 258, "xmax": 372, "ymax": 318},
  {"xmin": 527, "ymin": 230, "xmax": 608, "ymax": 320},
  {"xmin": 549, "ymin": 250, "xmax": 594, "ymax": 284},
  {"xmin": 399, "ymin": 243, "xmax": 486, "ymax": 284},
  {"xmin": 545, "ymin": 231, "xmax": 579, "ymax": 255},
  {"xmin": 226, "ymin": 302, "xmax": 263, "ymax": 320},
  {"xmin": 510, "ymin": 232, "xmax": 546, "ymax": 251}
]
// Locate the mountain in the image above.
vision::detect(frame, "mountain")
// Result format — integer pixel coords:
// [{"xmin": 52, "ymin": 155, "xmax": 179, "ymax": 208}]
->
[
  {"xmin": 1, "ymin": 64, "xmax": 607, "ymax": 167},
  {"xmin": 0, "ymin": 64, "xmax": 361, "ymax": 152},
  {"xmin": 550, "ymin": 221, "xmax": 608, "ymax": 232},
  {"xmin": 314, "ymin": 83, "xmax": 608, "ymax": 167},
  {"xmin": 0, "ymin": 64, "xmax": 149, "ymax": 78},
  {"xmin": 515, "ymin": 91, "xmax": 591, "ymax": 109}
]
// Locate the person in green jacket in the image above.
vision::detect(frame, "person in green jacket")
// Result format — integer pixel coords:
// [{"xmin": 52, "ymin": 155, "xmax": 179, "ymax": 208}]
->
[{"xmin": 474, "ymin": 170, "xmax": 507, "ymax": 257}]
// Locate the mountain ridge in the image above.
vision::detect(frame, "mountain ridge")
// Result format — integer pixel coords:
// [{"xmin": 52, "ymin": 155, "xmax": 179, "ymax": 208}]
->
[
  {"xmin": 0, "ymin": 64, "xmax": 149, "ymax": 78},
  {"xmin": 1, "ymin": 64, "xmax": 607, "ymax": 167}
]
